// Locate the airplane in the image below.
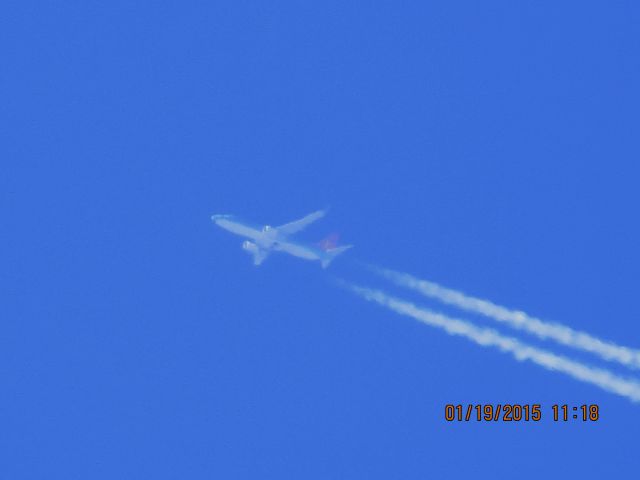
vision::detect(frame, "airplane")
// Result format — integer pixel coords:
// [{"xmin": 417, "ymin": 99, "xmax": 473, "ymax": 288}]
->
[{"xmin": 211, "ymin": 209, "xmax": 353, "ymax": 268}]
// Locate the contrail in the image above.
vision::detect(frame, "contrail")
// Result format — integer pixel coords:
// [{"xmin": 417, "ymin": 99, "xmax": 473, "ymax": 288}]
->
[
  {"xmin": 340, "ymin": 281, "xmax": 640, "ymax": 403},
  {"xmin": 369, "ymin": 266, "xmax": 640, "ymax": 371}
]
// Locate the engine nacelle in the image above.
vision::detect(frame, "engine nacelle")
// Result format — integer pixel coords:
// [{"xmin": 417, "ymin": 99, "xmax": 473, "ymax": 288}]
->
[
  {"xmin": 242, "ymin": 240, "xmax": 258, "ymax": 253},
  {"xmin": 262, "ymin": 225, "xmax": 272, "ymax": 233}
]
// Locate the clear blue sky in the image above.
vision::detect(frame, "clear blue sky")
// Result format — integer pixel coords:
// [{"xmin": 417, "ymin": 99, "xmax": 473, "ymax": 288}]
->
[{"xmin": 4, "ymin": 1, "xmax": 640, "ymax": 478}]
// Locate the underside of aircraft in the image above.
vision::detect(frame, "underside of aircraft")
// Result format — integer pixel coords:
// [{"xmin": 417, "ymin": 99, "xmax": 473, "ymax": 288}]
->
[{"xmin": 211, "ymin": 210, "xmax": 352, "ymax": 268}]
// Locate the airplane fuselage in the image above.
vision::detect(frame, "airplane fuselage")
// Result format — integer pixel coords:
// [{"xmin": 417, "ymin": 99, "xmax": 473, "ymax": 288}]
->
[{"xmin": 211, "ymin": 211, "xmax": 352, "ymax": 268}]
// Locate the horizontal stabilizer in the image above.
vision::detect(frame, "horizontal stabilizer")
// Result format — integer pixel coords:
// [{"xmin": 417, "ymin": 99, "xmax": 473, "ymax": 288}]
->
[{"xmin": 321, "ymin": 245, "xmax": 353, "ymax": 269}]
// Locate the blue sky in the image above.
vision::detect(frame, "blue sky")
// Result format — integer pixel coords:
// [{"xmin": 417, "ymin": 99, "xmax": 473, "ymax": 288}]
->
[{"xmin": 4, "ymin": 1, "xmax": 640, "ymax": 478}]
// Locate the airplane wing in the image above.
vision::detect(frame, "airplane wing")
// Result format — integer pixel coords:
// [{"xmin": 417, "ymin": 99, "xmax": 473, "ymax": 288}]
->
[
  {"xmin": 242, "ymin": 240, "xmax": 270, "ymax": 265},
  {"xmin": 275, "ymin": 209, "xmax": 327, "ymax": 236},
  {"xmin": 252, "ymin": 248, "xmax": 269, "ymax": 266}
]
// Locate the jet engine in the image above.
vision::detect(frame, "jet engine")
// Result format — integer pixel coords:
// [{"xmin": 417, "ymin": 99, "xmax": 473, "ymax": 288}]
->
[
  {"xmin": 242, "ymin": 240, "xmax": 258, "ymax": 254},
  {"xmin": 262, "ymin": 225, "xmax": 272, "ymax": 233}
]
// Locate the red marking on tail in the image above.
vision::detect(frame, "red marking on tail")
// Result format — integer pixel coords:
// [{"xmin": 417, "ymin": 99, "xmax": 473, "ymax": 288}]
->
[{"xmin": 317, "ymin": 233, "xmax": 340, "ymax": 251}]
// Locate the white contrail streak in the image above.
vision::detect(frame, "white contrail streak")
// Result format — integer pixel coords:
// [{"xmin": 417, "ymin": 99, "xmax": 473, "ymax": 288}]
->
[
  {"xmin": 369, "ymin": 266, "xmax": 640, "ymax": 370},
  {"xmin": 341, "ymin": 281, "xmax": 640, "ymax": 403}
]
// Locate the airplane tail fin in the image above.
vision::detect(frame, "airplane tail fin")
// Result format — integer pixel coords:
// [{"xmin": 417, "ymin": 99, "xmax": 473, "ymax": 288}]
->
[
  {"xmin": 317, "ymin": 233, "xmax": 340, "ymax": 251},
  {"xmin": 321, "ymin": 245, "xmax": 353, "ymax": 269}
]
